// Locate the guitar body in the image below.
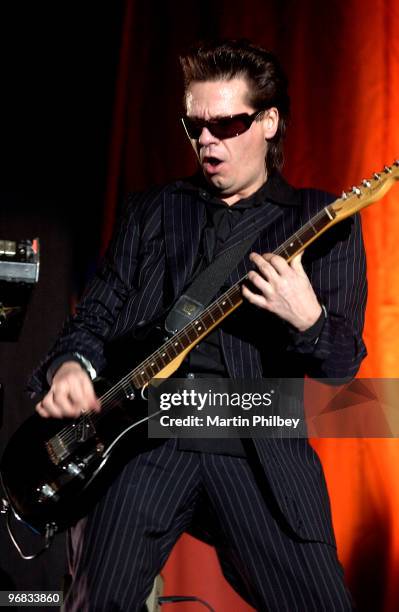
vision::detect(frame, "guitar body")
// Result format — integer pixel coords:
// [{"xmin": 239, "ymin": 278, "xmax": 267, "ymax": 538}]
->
[{"xmin": 0, "ymin": 381, "xmax": 149, "ymax": 536}]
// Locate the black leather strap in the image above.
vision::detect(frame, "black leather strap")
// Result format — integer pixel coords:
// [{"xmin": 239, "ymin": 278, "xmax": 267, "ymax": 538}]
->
[{"xmin": 165, "ymin": 233, "xmax": 257, "ymax": 334}]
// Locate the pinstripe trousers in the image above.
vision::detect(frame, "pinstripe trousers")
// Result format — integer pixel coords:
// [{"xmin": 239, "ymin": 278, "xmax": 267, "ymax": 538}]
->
[{"xmin": 63, "ymin": 439, "xmax": 353, "ymax": 612}]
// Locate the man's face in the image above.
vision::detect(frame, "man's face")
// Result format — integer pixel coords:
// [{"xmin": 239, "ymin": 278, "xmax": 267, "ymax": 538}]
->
[{"xmin": 184, "ymin": 78, "xmax": 278, "ymax": 205}]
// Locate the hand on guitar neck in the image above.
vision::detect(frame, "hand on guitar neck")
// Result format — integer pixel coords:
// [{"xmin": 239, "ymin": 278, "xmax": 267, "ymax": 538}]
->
[
  {"xmin": 35, "ymin": 361, "xmax": 101, "ymax": 419},
  {"xmin": 242, "ymin": 251, "xmax": 323, "ymax": 331}
]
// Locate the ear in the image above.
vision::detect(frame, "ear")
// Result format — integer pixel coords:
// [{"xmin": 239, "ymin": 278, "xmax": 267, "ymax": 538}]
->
[{"xmin": 262, "ymin": 107, "xmax": 279, "ymax": 140}]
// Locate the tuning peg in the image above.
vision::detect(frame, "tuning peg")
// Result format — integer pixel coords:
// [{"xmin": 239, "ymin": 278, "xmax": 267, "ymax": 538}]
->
[
  {"xmin": 362, "ymin": 179, "xmax": 371, "ymax": 188},
  {"xmin": 394, "ymin": 160, "xmax": 399, "ymax": 166},
  {"xmin": 373, "ymin": 172, "xmax": 381, "ymax": 180},
  {"xmin": 384, "ymin": 165, "xmax": 392, "ymax": 173},
  {"xmin": 352, "ymin": 186, "xmax": 361, "ymax": 196},
  {"xmin": 341, "ymin": 191, "xmax": 348, "ymax": 199}
]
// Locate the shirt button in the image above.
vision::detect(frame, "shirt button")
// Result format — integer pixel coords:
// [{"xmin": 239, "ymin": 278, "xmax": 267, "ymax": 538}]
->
[
  {"xmin": 200, "ymin": 191, "xmax": 209, "ymax": 200},
  {"xmin": 187, "ymin": 372, "xmax": 195, "ymax": 379}
]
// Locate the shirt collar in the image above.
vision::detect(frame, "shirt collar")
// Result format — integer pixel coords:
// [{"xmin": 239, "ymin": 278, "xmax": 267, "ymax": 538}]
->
[{"xmin": 174, "ymin": 170, "xmax": 301, "ymax": 207}]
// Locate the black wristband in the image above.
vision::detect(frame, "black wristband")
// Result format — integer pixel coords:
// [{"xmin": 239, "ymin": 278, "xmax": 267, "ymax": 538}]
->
[{"xmin": 288, "ymin": 304, "xmax": 327, "ymax": 350}]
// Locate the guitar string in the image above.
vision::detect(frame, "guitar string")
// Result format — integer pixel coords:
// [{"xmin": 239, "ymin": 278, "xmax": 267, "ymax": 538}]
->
[{"xmin": 53, "ymin": 205, "xmax": 333, "ymax": 447}]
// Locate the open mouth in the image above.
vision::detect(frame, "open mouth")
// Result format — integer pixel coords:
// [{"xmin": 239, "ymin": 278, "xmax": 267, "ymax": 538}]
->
[{"xmin": 203, "ymin": 156, "xmax": 224, "ymax": 172}]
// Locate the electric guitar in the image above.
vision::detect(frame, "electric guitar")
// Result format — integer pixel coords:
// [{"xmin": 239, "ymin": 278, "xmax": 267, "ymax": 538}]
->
[{"xmin": 1, "ymin": 162, "xmax": 398, "ymax": 557}]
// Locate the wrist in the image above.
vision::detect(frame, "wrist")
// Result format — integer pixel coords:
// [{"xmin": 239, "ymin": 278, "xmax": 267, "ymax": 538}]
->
[
  {"xmin": 295, "ymin": 303, "xmax": 323, "ymax": 333},
  {"xmin": 47, "ymin": 352, "xmax": 97, "ymax": 386},
  {"xmin": 53, "ymin": 361, "xmax": 84, "ymax": 379}
]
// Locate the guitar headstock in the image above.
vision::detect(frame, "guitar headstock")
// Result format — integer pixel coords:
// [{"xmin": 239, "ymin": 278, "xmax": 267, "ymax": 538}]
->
[{"xmin": 329, "ymin": 160, "xmax": 399, "ymax": 222}]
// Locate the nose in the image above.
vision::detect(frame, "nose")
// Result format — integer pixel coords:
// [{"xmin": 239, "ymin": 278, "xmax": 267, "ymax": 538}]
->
[{"xmin": 198, "ymin": 127, "xmax": 219, "ymax": 146}]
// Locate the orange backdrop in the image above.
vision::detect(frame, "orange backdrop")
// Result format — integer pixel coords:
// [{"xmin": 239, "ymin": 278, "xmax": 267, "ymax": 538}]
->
[{"xmin": 102, "ymin": 1, "xmax": 399, "ymax": 610}]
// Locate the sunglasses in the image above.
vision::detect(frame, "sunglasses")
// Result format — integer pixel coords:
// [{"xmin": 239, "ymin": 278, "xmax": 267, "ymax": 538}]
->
[{"xmin": 181, "ymin": 110, "xmax": 264, "ymax": 140}]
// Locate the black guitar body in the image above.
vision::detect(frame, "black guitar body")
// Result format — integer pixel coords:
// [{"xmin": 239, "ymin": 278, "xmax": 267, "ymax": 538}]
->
[
  {"xmin": 0, "ymin": 389, "xmax": 155, "ymax": 535},
  {"xmin": 0, "ymin": 326, "xmax": 168, "ymax": 536}
]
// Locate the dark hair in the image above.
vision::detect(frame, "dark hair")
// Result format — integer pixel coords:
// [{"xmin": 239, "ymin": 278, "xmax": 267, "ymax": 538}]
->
[{"xmin": 180, "ymin": 39, "xmax": 290, "ymax": 172}]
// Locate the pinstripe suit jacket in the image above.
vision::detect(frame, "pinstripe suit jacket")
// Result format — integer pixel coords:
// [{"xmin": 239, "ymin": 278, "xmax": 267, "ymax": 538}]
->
[{"xmin": 29, "ymin": 173, "xmax": 367, "ymax": 545}]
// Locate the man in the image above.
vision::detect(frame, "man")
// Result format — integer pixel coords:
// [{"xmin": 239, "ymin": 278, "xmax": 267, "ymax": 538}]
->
[{"xmin": 29, "ymin": 40, "xmax": 367, "ymax": 610}]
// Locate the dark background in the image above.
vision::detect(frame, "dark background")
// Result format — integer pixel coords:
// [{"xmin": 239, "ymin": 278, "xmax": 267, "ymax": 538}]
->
[{"xmin": 0, "ymin": 3, "xmax": 125, "ymax": 597}]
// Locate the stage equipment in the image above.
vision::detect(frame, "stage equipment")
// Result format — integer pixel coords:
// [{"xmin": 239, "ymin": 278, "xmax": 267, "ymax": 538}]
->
[{"xmin": 0, "ymin": 238, "xmax": 40, "ymax": 341}]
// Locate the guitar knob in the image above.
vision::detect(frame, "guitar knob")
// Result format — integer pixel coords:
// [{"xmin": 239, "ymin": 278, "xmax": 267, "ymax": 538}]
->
[
  {"xmin": 351, "ymin": 186, "xmax": 361, "ymax": 196},
  {"xmin": 362, "ymin": 179, "xmax": 371, "ymax": 188},
  {"xmin": 341, "ymin": 191, "xmax": 348, "ymax": 199},
  {"xmin": 373, "ymin": 172, "xmax": 381, "ymax": 180},
  {"xmin": 384, "ymin": 166, "xmax": 392, "ymax": 173},
  {"xmin": 394, "ymin": 160, "xmax": 399, "ymax": 166}
]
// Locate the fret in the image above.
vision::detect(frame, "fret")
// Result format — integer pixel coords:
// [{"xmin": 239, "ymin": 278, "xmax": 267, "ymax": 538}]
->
[
  {"xmin": 132, "ymin": 372, "xmax": 144, "ymax": 388},
  {"xmin": 193, "ymin": 320, "xmax": 205, "ymax": 334},
  {"xmin": 140, "ymin": 367, "xmax": 152, "ymax": 383},
  {"xmin": 178, "ymin": 327, "xmax": 191, "ymax": 346},
  {"xmin": 225, "ymin": 293, "xmax": 235, "ymax": 307},
  {"xmin": 190, "ymin": 320, "xmax": 202, "ymax": 338},
  {"xmin": 202, "ymin": 312, "xmax": 214, "ymax": 329},
  {"xmin": 307, "ymin": 219, "xmax": 318, "ymax": 234},
  {"xmin": 147, "ymin": 361, "xmax": 158, "ymax": 376},
  {"xmin": 294, "ymin": 232, "xmax": 304, "ymax": 246},
  {"xmin": 154, "ymin": 349, "xmax": 167, "ymax": 367},
  {"xmin": 228, "ymin": 291, "xmax": 241, "ymax": 307},
  {"xmin": 165, "ymin": 339, "xmax": 175, "ymax": 354},
  {"xmin": 171, "ymin": 338, "xmax": 183, "ymax": 353},
  {"xmin": 215, "ymin": 300, "xmax": 227, "ymax": 316},
  {"xmin": 207, "ymin": 308, "xmax": 216, "ymax": 323},
  {"xmin": 183, "ymin": 327, "xmax": 195, "ymax": 344}
]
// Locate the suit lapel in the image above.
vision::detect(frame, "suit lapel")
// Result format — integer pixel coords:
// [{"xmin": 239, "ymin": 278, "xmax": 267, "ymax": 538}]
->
[{"xmin": 163, "ymin": 190, "xmax": 206, "ymax": 302}]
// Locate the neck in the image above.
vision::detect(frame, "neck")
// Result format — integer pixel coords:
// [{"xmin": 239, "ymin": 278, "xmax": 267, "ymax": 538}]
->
[{"xmin": 221, "ymin": 175, "xmax": 268, "ymax": 206}]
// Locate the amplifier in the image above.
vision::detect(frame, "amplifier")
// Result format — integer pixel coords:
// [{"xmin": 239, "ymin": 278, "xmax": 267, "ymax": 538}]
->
[
  {"xmin": 0, "ymin": 238, "xmax": 40, "ymax": 341},
  {"xmin": 0, "ymin": 238, "xmax": 40, "ymax": 283}
]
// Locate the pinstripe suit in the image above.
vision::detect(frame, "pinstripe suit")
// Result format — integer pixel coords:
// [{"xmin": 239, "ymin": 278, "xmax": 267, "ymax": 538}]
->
[{"xmin": 30, "ymin": 173, "xmax": 367, "ymax": 611}]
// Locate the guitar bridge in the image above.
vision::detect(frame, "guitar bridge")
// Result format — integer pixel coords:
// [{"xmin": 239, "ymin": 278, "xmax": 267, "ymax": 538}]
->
[{"xmin": 46, "ymin": 415, "xmax": 97, "ymax": 465}]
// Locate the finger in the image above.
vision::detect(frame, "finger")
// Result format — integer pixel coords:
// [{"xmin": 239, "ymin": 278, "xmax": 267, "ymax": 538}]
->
[
  {"xmin": 265, "ymin": 253, "xmax": 291, "ymax": 275},
  {"xmin": 242, "ymin": 284, "xmax": 269, "ymax": 309},
  {"xmin": 246, "ymin": 270, "xmax": 275, "ymax": 299},
  {"xmin": 52, "ymin": 370, "xmax": 98, "ymax": 415},
  {"xmin": 79, "ymin": 376, "xmax": 101, "ymax": 412},
  {"xmin": 35, "ymin": 402, "xmax": 51, "ymax": 419},
  {"xmin": 290, "ymin": 251, "xmax": 305, "ymax": 273},
  {"xmin": 249, "ymin": 253, "xmax": 280, "ymax": 283},
  {"xmin": 51, "ymin": 386, "xmax": 82, "ymax": 417},
  {"xmin": 36, "ymin": 394, "xmax": 65, "ymax": 419}
]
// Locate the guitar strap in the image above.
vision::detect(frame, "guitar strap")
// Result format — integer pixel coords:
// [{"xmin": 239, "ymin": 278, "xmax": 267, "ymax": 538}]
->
[{"xmin": 165, "ymin": 230, "xmax": 260, "ymax": 334}]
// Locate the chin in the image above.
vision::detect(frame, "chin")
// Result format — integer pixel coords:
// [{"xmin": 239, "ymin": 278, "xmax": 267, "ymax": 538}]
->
[{"xmin": 206, "ymin": 174, "xmax": 231, "ymax": 192}]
